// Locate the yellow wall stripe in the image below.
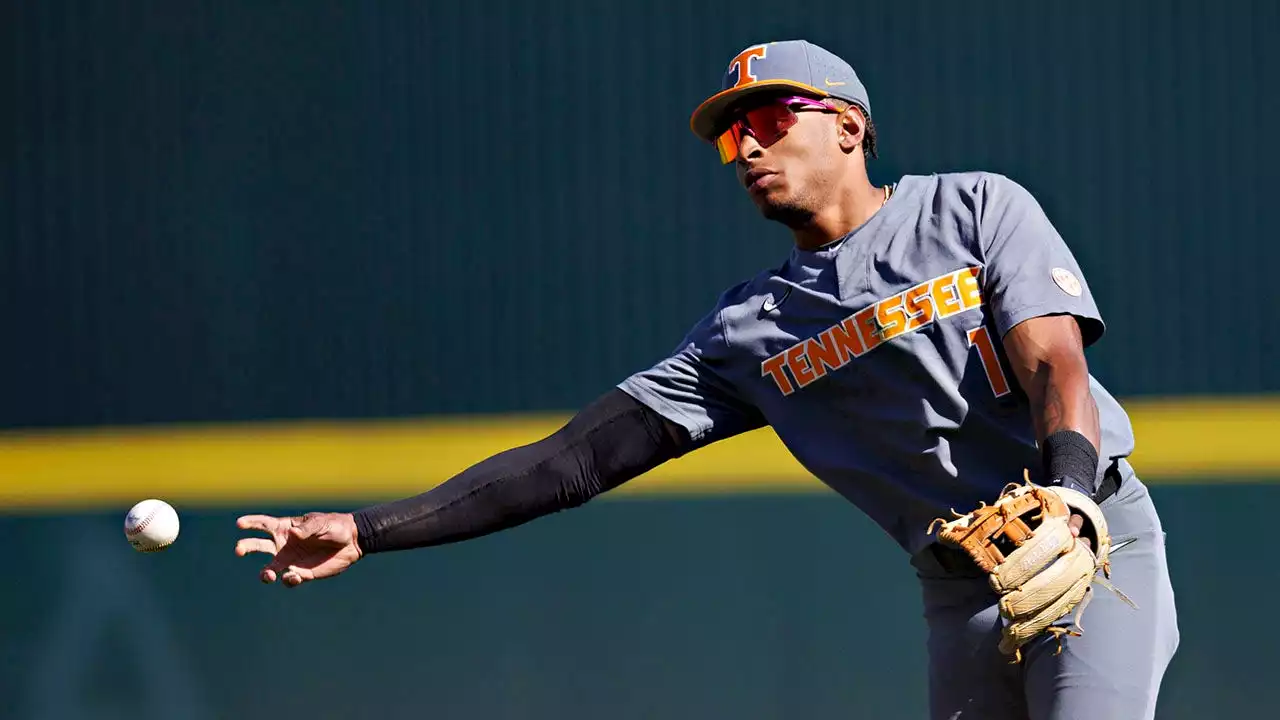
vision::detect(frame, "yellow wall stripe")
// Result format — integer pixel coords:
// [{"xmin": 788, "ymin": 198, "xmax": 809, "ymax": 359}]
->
[{"xmin": 2, "ymin": 395, "xmax": 1278, "ymax": 510}]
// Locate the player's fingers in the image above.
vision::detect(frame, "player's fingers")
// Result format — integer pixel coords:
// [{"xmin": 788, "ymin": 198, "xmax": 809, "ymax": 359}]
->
[
  {"xmin": 237, "ymin": 515, "xmax": 280, "ymax": 533},
  {"xmin": 1068, "ymin": 513, "xmax": 1093, "ymax": 551},
  {"xmin": 1068, "ymin": 513, "xmax": 1084, "ymax": 537},
  {"xmin": 235, "ymin": 538, "xmax": 278, "ymax": 557},
  {"xmin": 282, "ymin": 565, "xmax": 313, "ymax": 588},
  {"xmin": 259, "ymin": 547, "xmax": 301, "ymax": 584}
]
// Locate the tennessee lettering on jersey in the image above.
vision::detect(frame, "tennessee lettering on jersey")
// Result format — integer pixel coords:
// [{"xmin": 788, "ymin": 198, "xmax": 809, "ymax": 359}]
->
[{"xmin": 761, "ymin": 266, "xmax": 984, "ymax": 396}]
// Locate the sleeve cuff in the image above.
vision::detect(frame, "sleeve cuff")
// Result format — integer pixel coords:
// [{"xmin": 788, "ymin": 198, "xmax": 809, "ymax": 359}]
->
[
  {"xmin": 352, "ymin": 509, "xmax": 382, "ymax": 555},
  {"xmin": 615, "ymin": 379, "xmax": 711, "ymax": 443},
  {"xmin": 995, "ymin": 303, "xmax": 1105, "ymax": 347}
]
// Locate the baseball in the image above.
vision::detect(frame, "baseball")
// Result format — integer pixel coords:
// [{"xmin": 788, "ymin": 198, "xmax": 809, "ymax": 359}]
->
[{"xmin": 124, "ymin": 499, "xmax": 181, "ymax": 552}]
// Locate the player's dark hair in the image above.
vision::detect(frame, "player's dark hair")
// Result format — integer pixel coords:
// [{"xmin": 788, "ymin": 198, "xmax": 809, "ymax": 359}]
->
[{"xmin": 827, "ymin": 98, "xmax": 878, "ymax": 160}]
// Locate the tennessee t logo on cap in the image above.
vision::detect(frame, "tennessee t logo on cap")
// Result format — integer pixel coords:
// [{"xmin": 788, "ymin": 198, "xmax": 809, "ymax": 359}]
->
[
  {"xmin": 728, "ymin": 45, "xmax": 768, "ymax": 88},
  {"xmin": 690, "ymin": 39, "xmax": 872, "ymax": 143}
]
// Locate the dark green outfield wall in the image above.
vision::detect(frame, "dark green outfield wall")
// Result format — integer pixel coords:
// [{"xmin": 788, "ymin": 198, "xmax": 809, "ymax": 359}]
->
[
  {"xmin": 4, "ymin": 1, "xmax": 1277, "ymax": 431},
  {"xmin": 4, "ymin": 4, "xmax": 1275, "ymax": 717},
  {"xmin": 0, "ymin": 484, "xmax": 1270, "ymax": 719}
]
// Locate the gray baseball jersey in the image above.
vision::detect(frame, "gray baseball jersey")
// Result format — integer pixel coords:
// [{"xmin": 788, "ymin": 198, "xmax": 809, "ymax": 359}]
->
[{"xmin": 619, "ymin": 171, "xmax": 1134, "ymax": 556}]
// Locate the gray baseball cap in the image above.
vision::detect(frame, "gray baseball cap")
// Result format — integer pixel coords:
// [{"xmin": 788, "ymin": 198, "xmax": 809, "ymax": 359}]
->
[{"xmin": 690, "ymin": 40, "xmax": 871, "ymax": 142}]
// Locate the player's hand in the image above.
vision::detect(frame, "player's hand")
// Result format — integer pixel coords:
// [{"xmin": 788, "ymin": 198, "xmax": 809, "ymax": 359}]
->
[
  {"xmin": 1068, "ymin": 513, "xmax": 1092, "ymax": 551},
  {"xmin": 235, "ymin": 512, "xmax": 363, "ymax": 588}
]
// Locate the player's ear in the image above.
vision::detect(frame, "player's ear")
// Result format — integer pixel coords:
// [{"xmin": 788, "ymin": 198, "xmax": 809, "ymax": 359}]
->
[{"xmin": 837, "ymin": 107, "xmax": 865, "ymax": 155}]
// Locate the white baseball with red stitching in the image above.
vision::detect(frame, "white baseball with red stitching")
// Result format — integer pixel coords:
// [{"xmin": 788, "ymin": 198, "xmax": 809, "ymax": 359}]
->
[{"xmin": 124, "ymin": 499, "xmax": 180, "ymax": 552}]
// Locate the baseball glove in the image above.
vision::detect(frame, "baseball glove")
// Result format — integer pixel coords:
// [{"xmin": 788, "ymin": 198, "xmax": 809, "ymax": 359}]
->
[{"xmin": 928, "ymin": 473, "xmax": 1135, "ymax": 662}]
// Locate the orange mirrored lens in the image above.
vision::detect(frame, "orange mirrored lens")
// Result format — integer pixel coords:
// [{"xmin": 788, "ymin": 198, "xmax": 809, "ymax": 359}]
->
[
  {"xmin": 716, "ymin": 125, "xmax": 742, "ymax": 163},
  {"xmin": 744, "ymin": 104, "xmax": 797, "ymax": 145},
  {"xmin": 713, "ymin": 102, "xmax": 799, "ymax": 164}
]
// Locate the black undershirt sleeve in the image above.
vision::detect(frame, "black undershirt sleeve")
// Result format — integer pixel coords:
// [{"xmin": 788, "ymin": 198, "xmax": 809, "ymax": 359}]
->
[{"xmin": 351, "ymin": 388, "xmax": 690, "ymax": 554}]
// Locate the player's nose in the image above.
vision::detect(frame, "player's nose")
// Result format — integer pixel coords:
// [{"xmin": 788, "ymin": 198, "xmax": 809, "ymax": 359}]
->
[{"xmin": 736, "ymin": 132, "xmax": 765, "ymax": 163}]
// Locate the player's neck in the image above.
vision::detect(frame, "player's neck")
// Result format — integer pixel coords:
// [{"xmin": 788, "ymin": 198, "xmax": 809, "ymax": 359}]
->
[{"xmin": 791, "ymin": 180, "xmax": 890, "ymax": 251}]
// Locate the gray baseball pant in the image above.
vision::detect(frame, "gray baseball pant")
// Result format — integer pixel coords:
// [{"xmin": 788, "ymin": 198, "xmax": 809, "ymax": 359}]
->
[{"xmin": 910, "ymin": 459, "xmax": 1180, "ymax": 720}]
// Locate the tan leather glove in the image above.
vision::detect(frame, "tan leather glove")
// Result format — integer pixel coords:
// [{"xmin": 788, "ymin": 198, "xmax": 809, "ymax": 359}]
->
[{"xmin": 929, "ymin": 476, "xmax": 1132, "ymax": 662}]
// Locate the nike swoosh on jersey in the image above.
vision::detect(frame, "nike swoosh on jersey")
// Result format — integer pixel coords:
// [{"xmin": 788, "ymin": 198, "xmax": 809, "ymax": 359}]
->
[
  {"xmin": 762, "ymin": 287, "xmax": 793, "ymax": 313},
  {"xmin": 824, "ymin": 78, "xmax": 846, "ymax": 87}
]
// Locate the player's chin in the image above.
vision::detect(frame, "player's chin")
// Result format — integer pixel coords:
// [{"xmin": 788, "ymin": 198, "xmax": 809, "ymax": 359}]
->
[
  {"xmin": 749, "ymin": 189, "xmax": 787, "ymax": 216},
  {"xmin": 756, "ymin": 203, "xmax": 785, "ymax": 221},
  {"xmin": 755, "ymin": 196, "xmax": 807, "ymax": 224}
]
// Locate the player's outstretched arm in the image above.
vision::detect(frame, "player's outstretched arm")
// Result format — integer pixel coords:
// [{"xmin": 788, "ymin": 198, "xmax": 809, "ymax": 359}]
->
[{"xmin": 235, "ymin": 388, "xmax": 690, "ymax": 588}]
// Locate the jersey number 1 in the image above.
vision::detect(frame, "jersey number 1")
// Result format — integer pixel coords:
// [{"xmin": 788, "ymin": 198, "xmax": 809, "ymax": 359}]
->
[{"xmin": 967, "ymin": 326, "xmax": 1011, "ymax": 397}]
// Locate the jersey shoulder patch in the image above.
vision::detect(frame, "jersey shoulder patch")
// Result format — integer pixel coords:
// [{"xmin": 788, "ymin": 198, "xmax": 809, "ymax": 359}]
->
[{"xmin": 1051, "ymin": 267, "xmax": 1083, "ymax": 297}]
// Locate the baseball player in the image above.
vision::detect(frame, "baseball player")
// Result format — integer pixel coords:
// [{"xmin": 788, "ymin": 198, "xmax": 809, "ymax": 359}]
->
[{"xmin": 236, "ymin": 40, "xmax": 1179, "ymax": 719}]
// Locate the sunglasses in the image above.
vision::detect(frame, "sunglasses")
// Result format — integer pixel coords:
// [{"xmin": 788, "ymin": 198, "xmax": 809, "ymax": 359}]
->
[{"xmin": 714, "ymin": 95, "xmax": 841, "ymax": 164}]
